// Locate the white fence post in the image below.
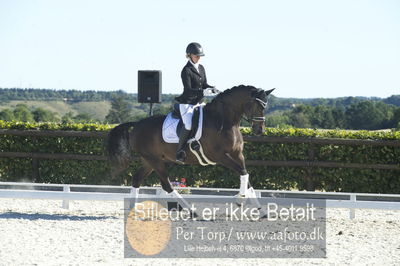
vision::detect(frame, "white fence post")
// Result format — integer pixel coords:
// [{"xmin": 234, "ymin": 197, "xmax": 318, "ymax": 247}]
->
[
  {"xmin": 157, "ymin": 187, "xmax": 166, "ymax": 197},
  {"xmin": 62, "ymin": 185, "xmax": 70, "ymax": 209},
  {"xmin": 349, "ymin": 194, "xmax": 356, "ymax": 219}
]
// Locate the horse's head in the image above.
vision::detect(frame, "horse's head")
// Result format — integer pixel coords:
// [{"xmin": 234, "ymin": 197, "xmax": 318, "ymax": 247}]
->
[
  {"xmin": 244, "ymin": 88, "xmax": 275, "ymax": 135},
  {"xmin": 206, "ymin": 85, "xmax": 275, "ymax": 134}
]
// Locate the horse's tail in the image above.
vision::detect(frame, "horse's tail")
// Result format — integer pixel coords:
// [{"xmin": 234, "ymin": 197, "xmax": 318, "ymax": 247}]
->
[{"xmin": 107, "ymin": 122, "xmax": 137, "ymax": 175}]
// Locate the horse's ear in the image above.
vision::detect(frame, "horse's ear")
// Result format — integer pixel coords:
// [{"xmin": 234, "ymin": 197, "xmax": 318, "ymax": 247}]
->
[{"xmin": 265, "ymin": 88, "xmax": 275, "ymax": 96}]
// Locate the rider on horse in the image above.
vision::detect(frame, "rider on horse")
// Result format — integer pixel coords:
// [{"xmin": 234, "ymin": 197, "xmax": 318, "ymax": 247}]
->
[{"xmin": 175, "ymin": 42, "xmax": 219, "ymax": 164}]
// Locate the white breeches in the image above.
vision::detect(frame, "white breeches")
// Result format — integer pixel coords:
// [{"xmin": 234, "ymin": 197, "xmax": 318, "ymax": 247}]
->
[{"xmin": 179, "ymin": 104, "xmax": 195, "ymax": 130}]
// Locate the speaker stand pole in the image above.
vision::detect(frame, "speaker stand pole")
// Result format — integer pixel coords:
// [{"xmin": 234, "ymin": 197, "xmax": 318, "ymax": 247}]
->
[{"xmin": 149, "ymin": 103, "xmax": 154, "ymax": 117}]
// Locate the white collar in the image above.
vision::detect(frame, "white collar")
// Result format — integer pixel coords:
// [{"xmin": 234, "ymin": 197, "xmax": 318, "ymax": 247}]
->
[{"xmin": 189, "ymin": 60, "xmax": 199, "ymax": 72}]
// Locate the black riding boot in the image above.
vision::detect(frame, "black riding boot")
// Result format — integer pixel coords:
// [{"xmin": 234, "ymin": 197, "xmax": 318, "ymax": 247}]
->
[{"xmin": 176, "ymin": 128, "xmax": 191, "ymax": 164}]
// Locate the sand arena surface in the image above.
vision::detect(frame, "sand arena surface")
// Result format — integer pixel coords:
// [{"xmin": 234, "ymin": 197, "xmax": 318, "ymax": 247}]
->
[{"xmin": 0, "ymin": 198, "xmax": 399, "ymax": 265}]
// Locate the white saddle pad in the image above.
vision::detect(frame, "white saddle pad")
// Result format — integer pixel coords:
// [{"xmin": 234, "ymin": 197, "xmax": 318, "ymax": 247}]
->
[{"xmin": 162, "ymin": 105, "xmax": 204, "ymax": 144}]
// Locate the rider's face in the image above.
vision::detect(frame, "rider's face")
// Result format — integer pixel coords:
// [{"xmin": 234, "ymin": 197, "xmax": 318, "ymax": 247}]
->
[{"xmin": 190, "ymin": 54, "xmax": 200, "ymax": 63}]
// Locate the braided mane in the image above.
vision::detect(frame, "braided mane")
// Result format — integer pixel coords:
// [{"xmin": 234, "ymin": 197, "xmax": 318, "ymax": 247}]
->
[{"xmin": 208, "ymin": 85, "xmax": 259, "ymax": 105}]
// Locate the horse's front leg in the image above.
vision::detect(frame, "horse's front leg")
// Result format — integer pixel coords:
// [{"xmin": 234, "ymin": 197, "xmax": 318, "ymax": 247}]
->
[
  {"xmin": 218, "ymin": 152, "xmax": 263, "ymax": 209},
  {"xmin": 217, "ymin": 152, "xmax": 249, "ymax": 194}
]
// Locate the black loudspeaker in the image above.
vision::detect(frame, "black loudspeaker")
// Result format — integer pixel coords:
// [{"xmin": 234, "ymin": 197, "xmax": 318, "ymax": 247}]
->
[{"xmin": 138, "ymin": 70, "xmax": 162, "ymax": 103}]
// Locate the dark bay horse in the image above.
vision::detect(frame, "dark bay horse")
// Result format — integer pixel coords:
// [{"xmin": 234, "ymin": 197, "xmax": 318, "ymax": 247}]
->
[{"xmin": 107, "ymin": 85, "xmax": 274, "ymax": 204}]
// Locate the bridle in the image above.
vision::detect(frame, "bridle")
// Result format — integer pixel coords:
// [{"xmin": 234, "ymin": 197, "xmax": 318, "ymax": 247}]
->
[
  {"xmin": 244, "ymin": 97, "xmax": 268, "ymax": 124},
  {"xmin": 216, "ymin": 93, "xmax": 269, "ymax": 133}
]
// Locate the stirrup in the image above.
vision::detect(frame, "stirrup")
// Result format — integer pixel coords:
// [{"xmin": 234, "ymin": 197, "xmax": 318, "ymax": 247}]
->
[{"xmin": 190, "ymin": 140, "xmax": 200, "ymax": 151}]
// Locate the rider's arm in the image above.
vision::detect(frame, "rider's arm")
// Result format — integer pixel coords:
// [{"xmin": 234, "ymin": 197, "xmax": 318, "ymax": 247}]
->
[
  {"xmin": 200, "ymin": 65, "xmax": 214, "ymax": 89},
  {"xmin": 181, "ymin": 68, "xmax": 192, "ymax": 90}
]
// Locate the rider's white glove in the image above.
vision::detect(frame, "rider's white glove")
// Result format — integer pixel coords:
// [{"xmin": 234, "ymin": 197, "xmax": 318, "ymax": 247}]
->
[{"xmin": 204, "ymin": 88, "xmax": 220, "ymax": 96}]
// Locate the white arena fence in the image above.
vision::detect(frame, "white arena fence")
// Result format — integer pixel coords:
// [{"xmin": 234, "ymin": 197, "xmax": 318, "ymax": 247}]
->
[{"xmin": 1, "ymin": 181, "xmax": 400, "ymax": 219}]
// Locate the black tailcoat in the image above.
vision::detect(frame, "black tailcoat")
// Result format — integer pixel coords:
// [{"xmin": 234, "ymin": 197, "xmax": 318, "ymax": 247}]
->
[{"xmin": 175, "ymin": 61, "xmax": 212, "ymax": 104}]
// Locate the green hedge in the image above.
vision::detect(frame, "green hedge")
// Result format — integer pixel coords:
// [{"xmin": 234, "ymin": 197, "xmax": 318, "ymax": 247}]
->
[{"xmin": 0, "ymin": 121, "xmax": 399, "ymax": 193}]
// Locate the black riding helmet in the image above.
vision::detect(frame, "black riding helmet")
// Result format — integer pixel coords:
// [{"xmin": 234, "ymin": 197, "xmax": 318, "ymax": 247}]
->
[{"xmin": 186, "ymin": 42, "xmax": 205, "ymax": 56}]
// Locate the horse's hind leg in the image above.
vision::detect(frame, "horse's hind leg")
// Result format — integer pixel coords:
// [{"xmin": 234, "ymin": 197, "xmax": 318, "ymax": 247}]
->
[
  {"xmin": 132, "ymin": 158, "xmax": 154, "ymax": 188},
  {"xmin": 148, "ymin": 158, "xmax": 197, "ymax": 217},
  {"xmin": 130, "ymin": 158, "xmax": 154, "ymax": 202},
  {"xmin": 148, "ymin": 159, "xmax": 177, "ymax": 196}
]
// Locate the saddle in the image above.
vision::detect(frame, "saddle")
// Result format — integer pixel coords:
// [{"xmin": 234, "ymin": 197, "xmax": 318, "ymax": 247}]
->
[
  {"xmin": 171, "ymin": 103, "xmax": 201, "ymax": 138},
  {"xmin": 162, "ymin": 104, "xmax": 215, "ymax": 166}
]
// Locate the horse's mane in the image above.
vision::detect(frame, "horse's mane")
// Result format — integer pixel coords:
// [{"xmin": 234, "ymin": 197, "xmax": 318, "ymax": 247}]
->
[{"xmin": 207, "ymin": 85, "xmax": 260, "ymax": 106}]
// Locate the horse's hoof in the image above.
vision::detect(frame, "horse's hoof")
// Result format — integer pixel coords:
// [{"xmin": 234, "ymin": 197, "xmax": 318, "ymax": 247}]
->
[
  {"xmin": 235, "ymin": 194, "xmax": 247, "ymax": 206},
  {"xmin": 258, "ymin": 207, "xmax": 268, "ymax": 219}
]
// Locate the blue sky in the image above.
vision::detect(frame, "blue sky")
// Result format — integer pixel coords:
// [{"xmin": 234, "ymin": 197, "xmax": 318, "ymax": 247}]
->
[{"xmin": 0, "ymin": 0, "xmax": 399, "ymax": 98}]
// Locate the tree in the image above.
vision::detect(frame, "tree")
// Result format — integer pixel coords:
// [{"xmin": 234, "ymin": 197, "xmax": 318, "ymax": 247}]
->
[
  {"xmin": 390, "ymin": 107, "xmax": 400, "ymax": 129},
  {"xmin": 265, "ymin": 113, "xmax": 290, "ymax": 127},
  {"xmin": 345, "ymin": 101, "xmax": 390, "ymax": 130},
  {"xmin": 0, "ymin": 108, "xmax": 15, "ymax": 121},
  {"xmin": 332, "ymin": 108, "xmax": 347, "ymax": 128},
  {"xmin": 153, "ymin": 104, "xmax": 172, "ymax": 116},
  {"xmin": 61, "ymin": 112, "xmax": 75, "ymax": 123},
  {"xmin": 13, "ymin": 104, "xmax": 34, "ymax": 122},
  {"xmin": 32, "ymin": 107, "xmax": 59, "ymax": 122},
  {"xmin": 311, "ymin": 105, "xmax": 335, "ymax": 129},
  {"xmin": 73, "ymin": 113, "xmax": 95, "ymax": 123},
  {"xmin": 288, "ymin": 105, "xmax": 312, "ymax": 128},
  {"xmin": 384, "ymin": 95, "xmax": 400, "ymax": 106},
  {"xmin": 105, "ymin": 96, "xmax": 133, "ymax": 123}
]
